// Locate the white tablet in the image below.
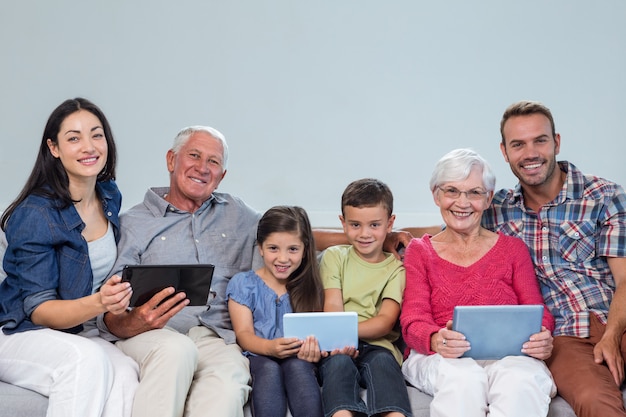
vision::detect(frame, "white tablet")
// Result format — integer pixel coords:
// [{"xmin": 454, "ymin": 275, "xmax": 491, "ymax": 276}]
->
[
  {"xmin": 283, "ymin": 311, "xmax": 359, "ymax": 351},
  {"xmin": 452, "ymin": 305, "xmax": 544, "ymax": 360}
]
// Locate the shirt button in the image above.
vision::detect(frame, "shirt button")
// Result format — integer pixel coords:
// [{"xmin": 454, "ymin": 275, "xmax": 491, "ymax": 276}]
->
[
  {"xmin": 542, "ymin": 227, "xmax": 548, "ymax": 232},
  {"xmin": 222, "ymin": 233, "xmax": 226, "ymax": 238},
  {"xmin": 161, "ymin": 236, "xmax": 166, "ymax": 241},
  {"xmin": 107, "ymin": 211, "xmax": 112, "ymax": 217},
  {"xmin": 542, "ymin": 256, "xmax": 548, "ymax": 261},
  {"xmin": 574, "ymin": 232, "xmax": 580, "ymax": 237},
  {"xmin": 195, "ymin": 239, "xmax": 199, "ymax": 243}
]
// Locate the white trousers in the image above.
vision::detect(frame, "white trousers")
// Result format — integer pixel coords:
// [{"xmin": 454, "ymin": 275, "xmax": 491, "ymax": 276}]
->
[
  {"xmin": 0, "ymin": 326, "xmax": 138, "ymax": 417},
  {"xmin": 402, "ymin": 349, "xmax": 556, "ymax": 417},
  {"xmin": 115, "ymin": 325, "xmax": 251, "ymax": 417}
]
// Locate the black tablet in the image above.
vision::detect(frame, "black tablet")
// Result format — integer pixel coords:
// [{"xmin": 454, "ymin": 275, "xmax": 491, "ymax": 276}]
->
[{"xmin": 121, "ymin": 264, "xmax": 214, "ymax": 307}]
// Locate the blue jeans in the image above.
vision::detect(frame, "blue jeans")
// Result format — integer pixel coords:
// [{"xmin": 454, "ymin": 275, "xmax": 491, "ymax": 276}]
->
[
  {"xmin": 248, "ymin": 355, "xmax": 323, "ymax": 417},
  {"xmin": 319, "ymin": 343, "xmax": 412, "ymax": 417}
]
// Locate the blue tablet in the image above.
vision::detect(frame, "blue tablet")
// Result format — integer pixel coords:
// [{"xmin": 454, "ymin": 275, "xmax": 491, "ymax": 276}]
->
[
  {"xmin": 452, "ymin": 305, "xmax": 544, "ymax": 360},
  {"xmin": 283, "ymin": 312, "xmax": 358, "ymax": 351}
]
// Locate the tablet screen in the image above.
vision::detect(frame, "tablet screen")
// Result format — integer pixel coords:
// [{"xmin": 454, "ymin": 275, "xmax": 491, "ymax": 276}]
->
[
  {"xmin": 283, "ymin": 312, "xmax": 358, "ymax": 351},
  {"xmin": 121, "ymin": 264, "xmax": 214, "ymax": 307},
  {"xmin": 452, "ymin": 305, "xmax": 543, "ymax": 360}
]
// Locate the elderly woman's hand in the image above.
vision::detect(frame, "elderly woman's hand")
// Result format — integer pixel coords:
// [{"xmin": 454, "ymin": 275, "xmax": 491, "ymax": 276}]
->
[
  {"xmin": 522, "ymin": 326, "xmax": 554, "ymax": 360},
  {"xmin": 431, "ymin": 320, "xmax": 471, "ymax": 358}
]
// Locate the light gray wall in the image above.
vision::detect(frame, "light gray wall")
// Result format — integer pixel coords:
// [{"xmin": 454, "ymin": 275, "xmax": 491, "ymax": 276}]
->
[{"xmin": 1, "ymin": 1, "xmax": 625, "ymax": 228}]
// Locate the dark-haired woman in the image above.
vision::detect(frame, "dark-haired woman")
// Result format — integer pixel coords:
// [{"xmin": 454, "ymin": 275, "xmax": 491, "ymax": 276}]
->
[{"xmin": 0, "ymin": 98, "xmax": 138, "ymax": 417}]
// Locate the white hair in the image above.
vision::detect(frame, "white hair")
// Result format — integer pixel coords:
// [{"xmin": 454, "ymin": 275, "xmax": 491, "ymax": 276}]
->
[
  {"xmin": 171, "ymin": 125, "xmax": 229, "ymax": 169},
  {"xmin": 429, "ymin": 148, "xmax": 496, "ymax": 192}
]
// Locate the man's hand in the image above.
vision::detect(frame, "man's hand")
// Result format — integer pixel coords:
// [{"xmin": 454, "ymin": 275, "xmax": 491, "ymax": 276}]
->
[
  {"xmin": 522, "ymin": 326, "xmax": 553, "ymax": 360},
  {"xmin": 104, "ymin": 287, "xmax": 189, "ymax": 338},
  {"xmin": 383, "ymin": 230, "xmax": 414, "ymax": 260},
  {"xmin": 594, "ymin": 333, "xmax": 625, "ymax": 386},
  {"xmin": 596, "ymin": 257, "xmax": 626, "ymax": 386}
]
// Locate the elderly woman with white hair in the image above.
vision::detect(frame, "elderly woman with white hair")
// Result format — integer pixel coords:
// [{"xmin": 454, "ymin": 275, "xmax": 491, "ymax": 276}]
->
[{"xmin": 400, "ymin": 149, "xmax": 556, "ymax": 417}]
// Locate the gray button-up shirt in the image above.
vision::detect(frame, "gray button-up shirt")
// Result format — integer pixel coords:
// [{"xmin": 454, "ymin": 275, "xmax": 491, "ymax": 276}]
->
[{"xmin": 98, "ymin": 187, "xmax": 262, "ymax": 343}]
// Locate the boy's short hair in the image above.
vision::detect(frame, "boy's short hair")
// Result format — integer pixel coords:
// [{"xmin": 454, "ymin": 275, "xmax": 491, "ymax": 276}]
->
[{"xmin": 341, "ymin": 178, "xmax": 393, "ymax": 217}]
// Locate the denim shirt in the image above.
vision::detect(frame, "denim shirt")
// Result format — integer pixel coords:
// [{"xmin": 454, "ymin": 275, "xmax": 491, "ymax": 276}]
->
[
  {"xmin": 0, "ymin": 180, "xmax": 121, "ymax": 335},
  {"xmin": 226, "ymin": 269, "xmax": 292, "ymax": 355}
]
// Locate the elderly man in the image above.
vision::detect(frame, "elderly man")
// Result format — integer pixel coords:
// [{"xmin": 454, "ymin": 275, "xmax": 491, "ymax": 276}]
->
[
  {"xmin": 98, "ymin": 126, "xmax": 257, "ymax": 417},
  {"xmin": 97, "ymin": 125, "xmax": 413, "ymax": 417}
]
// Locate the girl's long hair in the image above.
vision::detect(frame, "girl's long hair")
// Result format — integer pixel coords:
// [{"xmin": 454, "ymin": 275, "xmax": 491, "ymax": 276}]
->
[{"xmin": 256, "ymin": 206, "xmax": 324, "ymax": 312}]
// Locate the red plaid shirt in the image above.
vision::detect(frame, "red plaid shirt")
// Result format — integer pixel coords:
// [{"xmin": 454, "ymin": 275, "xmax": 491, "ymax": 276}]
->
[{"xmin": 482, "ymin": 161, "xmax": 626, "ymax": 337}]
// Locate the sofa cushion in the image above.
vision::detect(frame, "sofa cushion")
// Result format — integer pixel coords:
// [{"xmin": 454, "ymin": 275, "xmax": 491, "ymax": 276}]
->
[
  {"xmin": 3, "ymin": 379, "xmax": 621, "ymax": 417},
  {"xmin": 0, "ymin": 382, "xmax": 47, "ymax": 417}
]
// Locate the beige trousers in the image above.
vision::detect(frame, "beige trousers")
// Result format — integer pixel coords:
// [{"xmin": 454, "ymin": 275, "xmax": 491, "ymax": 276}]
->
[{"xmin": 116, "ymin": 326, "xmax": 251, "ymax": 417}]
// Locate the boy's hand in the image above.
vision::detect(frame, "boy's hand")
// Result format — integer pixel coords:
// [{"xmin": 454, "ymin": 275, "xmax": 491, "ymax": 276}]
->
[{"xmin": 328, "ymin": 345, "xmax": 359, "ymax": 359}]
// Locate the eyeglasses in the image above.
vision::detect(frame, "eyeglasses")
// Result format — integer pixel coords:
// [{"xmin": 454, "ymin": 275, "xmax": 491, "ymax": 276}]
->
[{"xmin": 437, "ymin": 186, "xmax": 488, "ymax": 200}]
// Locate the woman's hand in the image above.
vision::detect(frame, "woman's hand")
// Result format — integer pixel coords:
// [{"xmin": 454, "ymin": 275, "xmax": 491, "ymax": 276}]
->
[
  {"xmin": 99, "ymin": 275, "xmax": 133, "ymax": 315},
  {"xmin": 432, "ymin": 320, "xmax": 471, "ymax": 358},
  {"xmin": 522, "ymin": 326, "xmax": 554, "ymax": 360}
]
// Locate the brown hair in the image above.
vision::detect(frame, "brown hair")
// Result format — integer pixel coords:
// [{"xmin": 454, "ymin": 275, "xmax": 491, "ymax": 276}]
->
[
  {"xmin": 256, "ymin": 206, "xmax": 324, "ymax": 312},
  {"xmin": 341, "ymin": 178, "xmax": 393, "ymax": 218},
  {"xmin": 500, "ymin": 100, "xmax": 556, "ymax": 145}
]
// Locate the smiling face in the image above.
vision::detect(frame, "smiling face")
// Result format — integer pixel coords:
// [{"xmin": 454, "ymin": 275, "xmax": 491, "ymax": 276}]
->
[
  {"xmin": 258, "ymin": 231, "xmax": 305, "ymax": 285},
  {"xmin": 434, "ymin": 166, "xmax": 492, "ymax": 235},
  {"xmin": 500, "ymin": 113, "xmax": 561, "ymax": 190},
  {"xmin": 340, "ymin": 204, "xmax": 395, "ymax": 263},
  {"xmin": 46, "ymin": 110, "xmax": 107, "ymax": 185},
  {"xmin": 166, "ymin": 131, "xmax": 227, "ymax": 212}
]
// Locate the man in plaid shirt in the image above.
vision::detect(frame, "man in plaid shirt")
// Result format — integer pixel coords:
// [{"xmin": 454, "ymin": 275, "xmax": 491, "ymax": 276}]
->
[{"xmin": 482, "ymin": 100, "xmax": 626, "ymax": 417}]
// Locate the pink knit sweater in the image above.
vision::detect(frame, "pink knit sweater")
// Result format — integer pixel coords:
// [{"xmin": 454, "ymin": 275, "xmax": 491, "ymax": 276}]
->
[{"xmin": 400, "ymin": 232, "xmax": 554, "ymax": 356}]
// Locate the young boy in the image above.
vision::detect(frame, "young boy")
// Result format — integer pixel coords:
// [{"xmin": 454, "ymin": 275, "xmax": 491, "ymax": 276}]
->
[{"xmin": 319, "ymin": 178, "xmax": 412, "ymax": 417}]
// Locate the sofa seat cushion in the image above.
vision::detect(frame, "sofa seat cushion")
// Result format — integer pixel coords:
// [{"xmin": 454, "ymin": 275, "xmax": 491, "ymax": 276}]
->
[{"xmin": 0, "ymin": 381, "xmax": 47, "ymax": 417}]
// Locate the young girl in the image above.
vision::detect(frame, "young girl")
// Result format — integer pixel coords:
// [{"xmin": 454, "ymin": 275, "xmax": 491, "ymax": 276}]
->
[
  {"xmin": 0, "ymin": 98, "xmax": 138, "ymax": 417},
  {"xmin": 227, "ymin": 205, "xmax": 325, "ymax": 417}
]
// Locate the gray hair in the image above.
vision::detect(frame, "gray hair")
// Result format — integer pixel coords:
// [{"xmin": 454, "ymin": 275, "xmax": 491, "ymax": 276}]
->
[
  {"xmin": 171, "ymin": 126, "xmax": 229, "ymax": 169},
  {"xmin": 429, "ymin": 148, "xmax": 496, "ymax": 192}
]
